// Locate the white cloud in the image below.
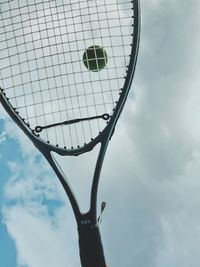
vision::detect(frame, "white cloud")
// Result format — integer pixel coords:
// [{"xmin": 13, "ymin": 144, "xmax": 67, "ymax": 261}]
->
[
  {"xmin": 0, "ymin": 130, "xmax": 6, "ymax": 145},
  {"xmin": 3, "ymin": 205, "xmax": 79, "ymax": 267},
  {"xmin": 4, "ymin": 156, "xmax": 64, "ymax": 203},
  {"xmin": 1, "ymin": 129, "xmax": 80, "ymax": 267},
  {"xmin": 0, "ymin": 105, "xmax": 36, "ymax": 157}
]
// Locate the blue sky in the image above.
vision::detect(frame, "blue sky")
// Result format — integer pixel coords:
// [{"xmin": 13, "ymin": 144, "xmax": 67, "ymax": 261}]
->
[
  {"xmin": 0, "ymin": 120, "xmax": 17, "ymax": 267},
  {"xmin": 1, "ymin": 0, "xmax": 200, "ymax": 267}
]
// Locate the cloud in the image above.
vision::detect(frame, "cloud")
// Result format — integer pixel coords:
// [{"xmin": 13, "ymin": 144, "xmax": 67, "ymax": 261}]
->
[
  {"xmin": 0, "ymin": 106, "xmax": 79, "ymax": 266},
  {"xmin": 1, "ymin": 126, "xmax": 80, "ymax": 267},
  {"xmin": 3, "ymin": 205, "xmax": 79, "ymax": 267},
  {"xmin": 128, "ymin": 0, "xmax": 200, "ymax": 184},
  {"xmin": 0, "ymin": 130, "xmax": 7, "ymax": 145}
]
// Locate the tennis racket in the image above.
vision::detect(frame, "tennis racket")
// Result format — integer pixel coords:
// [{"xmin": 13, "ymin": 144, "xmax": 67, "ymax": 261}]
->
[{"xmin": 0, "ymin": 0, "xmax": 140, "ymax": 266}]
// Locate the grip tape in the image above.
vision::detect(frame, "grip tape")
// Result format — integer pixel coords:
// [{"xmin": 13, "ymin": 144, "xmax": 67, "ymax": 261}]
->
[{"xmin": 78, "ymin": 224, "xmax": 106, "ymax": 267}]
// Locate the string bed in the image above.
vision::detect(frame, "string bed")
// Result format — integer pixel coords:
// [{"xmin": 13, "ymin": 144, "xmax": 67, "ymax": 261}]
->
[{"xmin": 0, "ymin": 0, "xmax": 135, "ymax": 149}]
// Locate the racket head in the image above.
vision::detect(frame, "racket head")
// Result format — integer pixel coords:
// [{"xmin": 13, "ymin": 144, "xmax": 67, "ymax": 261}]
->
[{"xmin": 0, "ymin": 0, "xmax": 140, "ymax": 155}]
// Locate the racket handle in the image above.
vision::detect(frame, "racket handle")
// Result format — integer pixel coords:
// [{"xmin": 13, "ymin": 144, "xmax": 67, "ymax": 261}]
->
[{"xmin": 78, "ymin": 224, "xmax": 107, "ymax": 267}]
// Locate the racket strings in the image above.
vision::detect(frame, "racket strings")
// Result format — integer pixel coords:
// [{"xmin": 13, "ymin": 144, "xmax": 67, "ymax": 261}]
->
[
  {"xmin": 101, "ymin": 0, "xmax": 124, "ymax": 108},
  {"xmin": 1, "ymin": 1, "xmax": 131, "ymax": 23},
  {"xmin": 70, "ymin": 0, "xmax": 98, "ymax": 142},
  {"xmin": 43, "ymin": 1, "xmax": 65, "ymax": 145},
  {"xmin": 0, "ymin": 0, "xmax": 135, "ymax": 149},
  {"xmin": 85, "ymin": 1, "xmax": 110, "ymax": 131}
]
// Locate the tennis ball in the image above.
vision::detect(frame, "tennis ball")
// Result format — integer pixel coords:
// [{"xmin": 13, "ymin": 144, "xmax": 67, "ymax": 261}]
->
[{"xmin": 83, "ymin": 45, "xmax": 108, "ymax": 72}]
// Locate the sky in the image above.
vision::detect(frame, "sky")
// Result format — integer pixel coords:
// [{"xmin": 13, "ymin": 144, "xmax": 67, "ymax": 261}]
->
[{"xmin": 1, "ymin": 0, "xmax": 200, "ymax": 266}]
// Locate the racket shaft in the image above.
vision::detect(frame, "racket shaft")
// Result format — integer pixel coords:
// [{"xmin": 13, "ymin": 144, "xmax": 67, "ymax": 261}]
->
[{"xmin": 78, "ymin": 225, "xmax": 106, "ymax": 267}]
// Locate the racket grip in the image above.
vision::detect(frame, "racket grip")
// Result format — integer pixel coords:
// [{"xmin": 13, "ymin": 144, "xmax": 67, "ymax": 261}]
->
[{"xmin": 78, "ymin": 223, "xmax": 107, "ymax": 267}]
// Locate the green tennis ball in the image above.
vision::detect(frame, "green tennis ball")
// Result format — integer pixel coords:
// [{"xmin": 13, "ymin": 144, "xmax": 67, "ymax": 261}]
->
[{"xmin": 83, "ymin": 45, "xmax": 108, "ymax": 72}]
